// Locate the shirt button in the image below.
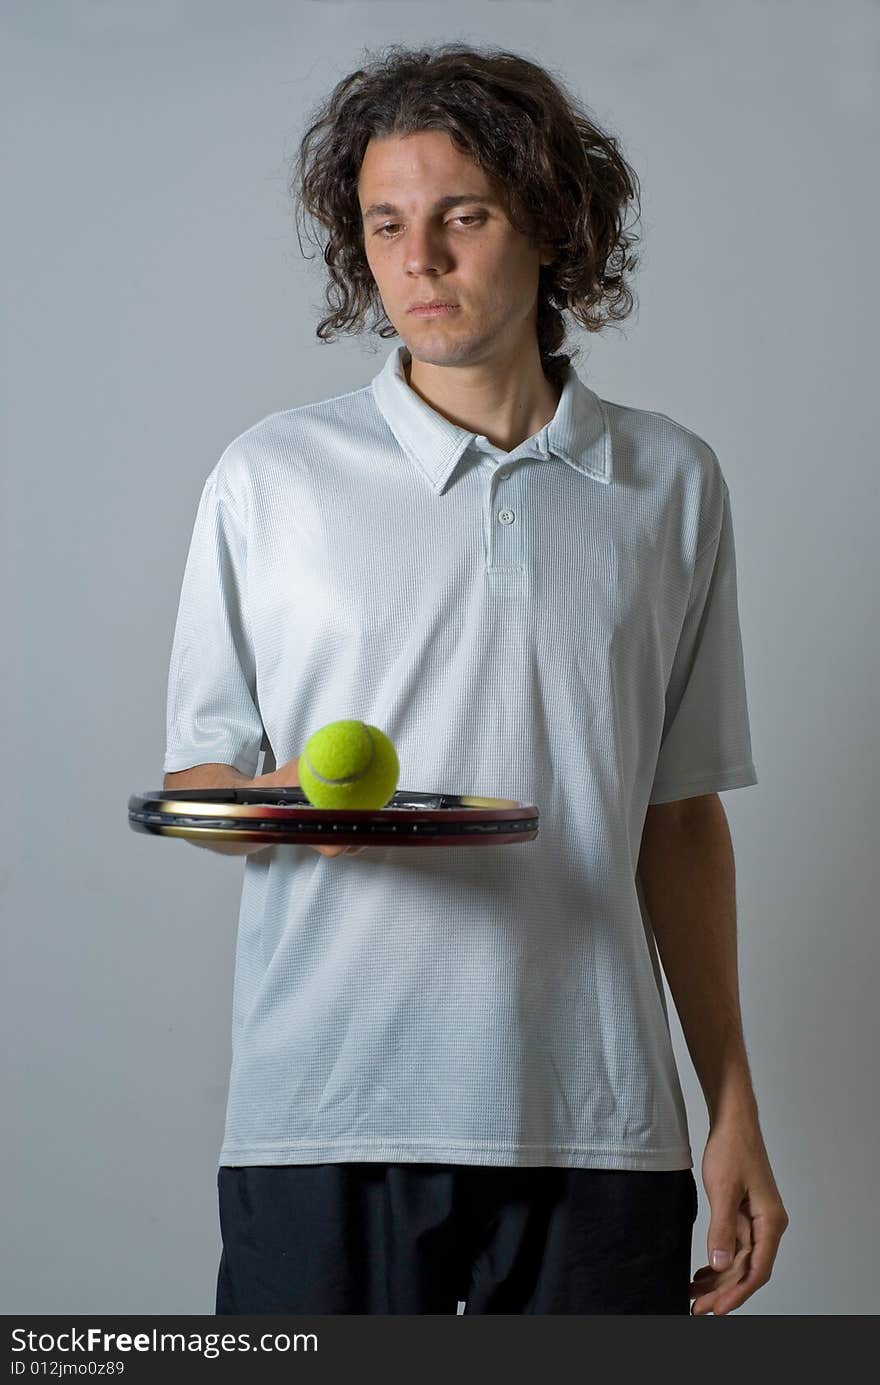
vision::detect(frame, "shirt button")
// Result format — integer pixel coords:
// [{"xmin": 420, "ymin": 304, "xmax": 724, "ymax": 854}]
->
[
  {"xmin": 498, "ymin": 509, "xmax": 515, "ymax": 525},
  {"xmin": 497, "ymin": 467, "xmax": 510, "ymax": 480}
]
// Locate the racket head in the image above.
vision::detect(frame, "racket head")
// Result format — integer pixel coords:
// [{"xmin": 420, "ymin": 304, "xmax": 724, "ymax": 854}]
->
[{"xmin": 128, "ymin": 787, "xmax": 539, "ymax": 848}]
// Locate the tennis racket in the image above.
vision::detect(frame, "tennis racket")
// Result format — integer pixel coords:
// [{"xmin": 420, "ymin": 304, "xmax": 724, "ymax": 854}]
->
[{"xmin": 128, "ymin": 786, "xmax": 539, "ymax": 849}]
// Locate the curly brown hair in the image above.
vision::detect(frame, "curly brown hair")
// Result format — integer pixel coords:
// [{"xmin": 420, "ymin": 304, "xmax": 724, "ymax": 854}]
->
[{"xmin": 289, "ymin": 41, "xmax": 642, "ymax": 388}]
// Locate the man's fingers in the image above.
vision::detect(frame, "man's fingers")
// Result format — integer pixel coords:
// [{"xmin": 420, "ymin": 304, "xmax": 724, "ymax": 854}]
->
[
  {"xmin": 692, "ymin": 1236, "xmax": 750, "ymax": 1283},
  {"xmin": 690, "ymin": 1264, "xmax": 737, "ymax": 1292},
  {"xmin": 692, "ymin": 1211, "xmax": 784, "ymax": 1314},
  {"xmin": 694, "ymin": 1254, "xmax": 760, "ymax": 1315},
  {"xmin": 690, "ymin": 1208, "xmax": 752, "ymax": 1310},
  {"xmin": 691, "ymin": 1255, "xmax": 750, "ymax": 1315},
  {"xmin": 707, "ymin": 1217, "xmax": 782, "ymax": 1315},
  {"xmin": 689, "ymin": 1256, "xmax": 745, "ymax": 1303}
]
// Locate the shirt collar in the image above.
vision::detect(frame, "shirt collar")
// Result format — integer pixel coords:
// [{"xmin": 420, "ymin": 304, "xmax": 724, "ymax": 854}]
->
[{"xmin": 370, "ymin": 343, "xmax": 612, "ymax": 493}]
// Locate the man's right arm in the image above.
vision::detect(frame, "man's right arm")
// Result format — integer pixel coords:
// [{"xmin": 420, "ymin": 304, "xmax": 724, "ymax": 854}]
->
[{"xmin": 163, "ymin": 762, "xmax": 269, "ymax": 792}]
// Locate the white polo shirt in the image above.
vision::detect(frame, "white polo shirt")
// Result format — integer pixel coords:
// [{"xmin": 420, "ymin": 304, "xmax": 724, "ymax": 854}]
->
[{"xmin": 163, "ymin": 342, "xmax": 758, "ymax": 1170}]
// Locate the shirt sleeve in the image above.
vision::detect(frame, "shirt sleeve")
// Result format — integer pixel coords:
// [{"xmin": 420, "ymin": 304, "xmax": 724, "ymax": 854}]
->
[
  {"xmin": 648, "ymin": 480, "xmax": 758, "ymax": 804},
  {"xmin": 162, "ymin": 470, "xmax": 265, "ymax": 778}
]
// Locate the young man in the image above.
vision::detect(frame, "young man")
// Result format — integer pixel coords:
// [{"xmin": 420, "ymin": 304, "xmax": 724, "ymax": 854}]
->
[{"xmin": 163, "ymin": 45, "xmax": 788, "ymax": 1314}]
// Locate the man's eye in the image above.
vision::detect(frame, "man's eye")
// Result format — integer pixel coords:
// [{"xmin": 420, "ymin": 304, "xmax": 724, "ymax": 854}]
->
[{"xmin": 375, "ymin": 215, "xmax": 485, "ymax": 238}]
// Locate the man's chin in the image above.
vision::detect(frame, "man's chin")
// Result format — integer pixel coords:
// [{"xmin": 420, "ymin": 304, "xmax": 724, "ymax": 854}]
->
[{"xmin": 399, "ymin": 333, "xmax": 483, "ymax": 375}]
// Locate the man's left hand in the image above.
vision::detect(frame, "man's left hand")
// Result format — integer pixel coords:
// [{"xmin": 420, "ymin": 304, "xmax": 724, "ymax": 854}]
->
[{"xmin": 690, "ymin": 1116, "xmax": 790, "ymax": 1315}]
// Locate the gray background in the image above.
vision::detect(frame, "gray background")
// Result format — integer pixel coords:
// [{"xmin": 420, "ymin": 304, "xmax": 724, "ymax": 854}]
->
[{"xmin": 3, "ymin": 0, "xmax": 878, "ymax": 1315}]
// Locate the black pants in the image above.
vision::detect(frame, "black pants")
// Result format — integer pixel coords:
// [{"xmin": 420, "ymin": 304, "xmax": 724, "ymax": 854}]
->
[{"xmin": 215, "ymin": 1162, "xmax": 698, "ymax": 1314}]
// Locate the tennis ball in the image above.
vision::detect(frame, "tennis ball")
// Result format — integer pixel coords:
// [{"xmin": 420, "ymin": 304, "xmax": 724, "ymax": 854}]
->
[{"xmin": 298, "ymin": 720, "xmax": 399, "ymax": 810}]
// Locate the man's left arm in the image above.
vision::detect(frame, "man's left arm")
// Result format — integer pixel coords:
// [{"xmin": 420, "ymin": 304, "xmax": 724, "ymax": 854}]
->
[{"xmin": 638, "ymin": 793, "xmax": 790, "ymax": 1315}]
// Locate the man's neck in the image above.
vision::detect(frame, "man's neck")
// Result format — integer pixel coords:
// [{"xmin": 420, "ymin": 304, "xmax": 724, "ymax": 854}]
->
[{"xmin": 403, "ymin": 352, "xmax": 562, "ymax": 454}]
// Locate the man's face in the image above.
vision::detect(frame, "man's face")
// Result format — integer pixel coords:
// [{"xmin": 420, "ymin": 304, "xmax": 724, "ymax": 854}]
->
[{"xmin": 357, "ymin": 130, "xmax": 553, "ymax": 370}]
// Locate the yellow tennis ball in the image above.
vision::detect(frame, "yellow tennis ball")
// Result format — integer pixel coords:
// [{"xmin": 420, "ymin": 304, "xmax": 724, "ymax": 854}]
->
[{"xmin": 298, "ymin": 720, "xmax": 399, "ymax": 810}]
